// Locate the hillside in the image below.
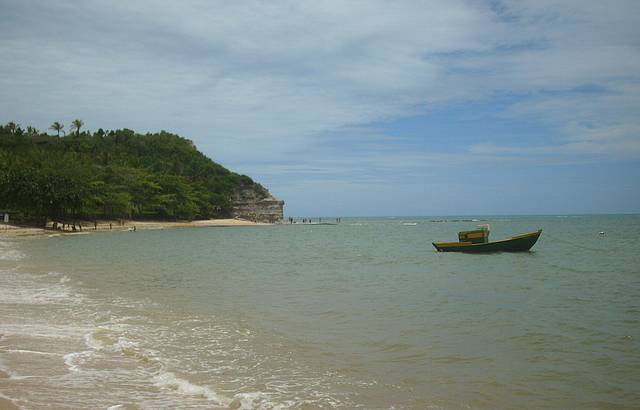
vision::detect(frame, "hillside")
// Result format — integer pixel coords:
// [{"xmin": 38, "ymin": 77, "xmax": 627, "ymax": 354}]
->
[{"xmin": 0, "ymin": 122, "xmax": 283, "ymax": 223}]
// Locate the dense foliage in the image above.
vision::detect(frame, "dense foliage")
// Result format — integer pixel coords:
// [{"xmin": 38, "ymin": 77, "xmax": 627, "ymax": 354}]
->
[{"xmin": 0, "ymin": 122, "xmax": 267, "ymax": 222}]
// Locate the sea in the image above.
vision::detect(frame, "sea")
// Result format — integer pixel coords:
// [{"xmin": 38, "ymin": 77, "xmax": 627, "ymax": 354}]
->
[{"xmin": 1, "ymin": 215, "xmax": 639, "ymax": 409}]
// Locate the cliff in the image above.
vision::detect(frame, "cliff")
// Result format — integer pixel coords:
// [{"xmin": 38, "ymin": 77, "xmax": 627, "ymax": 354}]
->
[{"xmin": 231, "ymin": 185, "xmax": 284, "ymax": 223}]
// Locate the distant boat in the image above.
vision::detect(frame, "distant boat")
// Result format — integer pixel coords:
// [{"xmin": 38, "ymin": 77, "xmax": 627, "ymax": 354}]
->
[
  {"xmin": 403, "ymin": 222, "xmax": 417, "ymax": 226},
  {"xmin": 433, "ymin": 225, "xmax": 542, "ymax": 253}
]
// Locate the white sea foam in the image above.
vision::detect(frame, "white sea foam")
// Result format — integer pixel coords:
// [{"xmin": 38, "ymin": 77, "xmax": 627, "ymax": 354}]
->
[
  {"xmin": 0, "ymin": 324, "xmax": 89, "ymax": 344},
  {"xmin": 0, "ymin": 283, "xmax": 77, "ymax": 305},
  {"xmin": 115, "ymin": 336, "xmax": 139, "ymax": 352},
  {"xmin": 153, "ymin": 371, "xmax": 232, "ymax": 406},
  {"xmin": 0, "ymin": 268, "xmax": 85, "ymax": 308},
  {"xmin": 232, "ymin": 391, "xmax": 282, "ymax": 410},
  {"xmin": 4, "ymin": 349, "xmax": 62, "ymax": 357},
  {"xmin": 84, "ymin": 330, "xmax": 107, "ymax": 350},
  {"xmin": 0, "ymin": 242, "xmax": 351, "ymax": 409},
  {"xmin": 45, "ymin": 271, "xmax": 72, "ymax": 284},
  {"xmin": 85, "ymin": 328, "xmax": 137, "ymax": 354},
  {"xmin": 46, "ymin": 270, "xmax": 63, "ymax": 276},
  {"xmin": 63, "ymin": 351, "xmax": 91, "ymax": 372}
]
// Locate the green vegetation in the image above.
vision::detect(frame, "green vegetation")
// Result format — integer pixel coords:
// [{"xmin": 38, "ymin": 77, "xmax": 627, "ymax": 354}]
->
[{"xmin": 0, "ymin": 121, "xmax": 268, "ymax": 224}]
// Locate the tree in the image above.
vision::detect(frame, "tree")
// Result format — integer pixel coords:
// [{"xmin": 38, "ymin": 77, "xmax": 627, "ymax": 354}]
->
[
  {"xmin": 6, "ymin": 122, "xmax": 20, "ymax": 135},
  {"xmin": 0, "ymin": 121, "xmax": 271, "ymax": 222},
  {"xmin": 49, "ymin": 122, "xmax": 64, "ymax": 137},
  {"xmin": 0, "ymin": 166, "xmax": 86, "ymax": 223},
  {"xmin": 26, "ymin": 126, "xmax": 38, "ymax": 136},
  {"xmin": 70, "ymin": 119, "xmax": 84, "ymax": 136},
  {"xmin": 6, "ymin": 122, "xmax": 25, "ymax": 138}
]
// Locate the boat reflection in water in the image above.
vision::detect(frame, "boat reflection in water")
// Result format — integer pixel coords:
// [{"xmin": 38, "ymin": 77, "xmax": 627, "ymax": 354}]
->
[{"xmin": 433, "ymin": 224, "xmax": 542, "ymax": 253}]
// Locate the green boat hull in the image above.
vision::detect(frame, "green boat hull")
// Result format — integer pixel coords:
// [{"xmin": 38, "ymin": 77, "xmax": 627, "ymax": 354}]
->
[{"xmin": 433, "ymin": 230, "xmax": 542, "ymax": 253}]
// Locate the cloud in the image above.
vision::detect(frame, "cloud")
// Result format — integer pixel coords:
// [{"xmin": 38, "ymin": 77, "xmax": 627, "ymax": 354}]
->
[
  {"xmin": 1, "ymin": 0, "xmax": 639, "ymax": 214},
  {"xmin": 1, "ymin": 1, "xmax": 497, "ymax": 141}
]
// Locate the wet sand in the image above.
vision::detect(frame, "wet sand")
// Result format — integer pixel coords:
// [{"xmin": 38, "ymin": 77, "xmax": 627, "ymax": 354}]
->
[
  {"xmin": 0, "ymin": 369, "xmax": 20, "ymax": 410},
  {"xmin": 0, "ymin": 397, "xmax": 20, "ymax": 410}
]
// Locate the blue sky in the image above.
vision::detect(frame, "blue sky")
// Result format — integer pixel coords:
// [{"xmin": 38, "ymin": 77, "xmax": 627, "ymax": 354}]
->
[{"xmin": 1, "ymin": 0, "xmax": 639, "ymax": 216}]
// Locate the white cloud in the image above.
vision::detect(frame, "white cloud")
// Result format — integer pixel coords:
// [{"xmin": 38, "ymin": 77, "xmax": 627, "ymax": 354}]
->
[{"xmin": 1, "ymin": 0, "xmax": 639, "ymax": 211}]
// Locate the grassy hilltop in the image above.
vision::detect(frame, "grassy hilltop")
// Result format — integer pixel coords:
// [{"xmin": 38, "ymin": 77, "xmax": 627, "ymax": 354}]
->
[{"xmin": 0, "ymin": 121, "xmax": 269, "ymax": 223}]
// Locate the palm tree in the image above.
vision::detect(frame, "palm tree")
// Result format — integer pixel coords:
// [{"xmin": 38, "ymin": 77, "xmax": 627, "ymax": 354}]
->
[
  {"xmin": 70, "ymin": 119, "xmax": 84, "ymax": 136},
  {"xmin": 6, "ymin": 121, "xmax": 18, "ymax": 134},
  {"xmin": 49, "ymin": 122, "xmax": 64, "ymax": 137}
]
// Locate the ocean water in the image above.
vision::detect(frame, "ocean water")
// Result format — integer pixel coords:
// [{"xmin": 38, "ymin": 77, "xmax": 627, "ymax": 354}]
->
[{"xmin": 1, "ymin": 215, "xmax": 639, "ymax": 409}]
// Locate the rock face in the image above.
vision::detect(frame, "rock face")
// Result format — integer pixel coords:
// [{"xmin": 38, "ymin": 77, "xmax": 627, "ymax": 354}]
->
[{"xmin": 231, "ymin": 186, "xmax": 284, "ymax": 223}]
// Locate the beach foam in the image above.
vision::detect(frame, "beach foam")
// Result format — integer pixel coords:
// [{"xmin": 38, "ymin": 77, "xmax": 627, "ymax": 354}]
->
[
  {"xmin": 63, "ymin": 351, "xmax": 89, "ymax": 372},
  {"xmin": 153, "ymin": 371, "xmax": 231, "ymax": 406},
  {"xmin": 0, "ymin": 272, "xmax": 80, "ymax": 306},
  {"xmin": 0, "ymin": 230, "xmax": 399, "ymax": 409}
]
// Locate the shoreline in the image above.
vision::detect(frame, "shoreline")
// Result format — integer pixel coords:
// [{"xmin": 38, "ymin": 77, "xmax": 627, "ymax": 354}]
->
[{"xmin": 0, "ymin": 218, "xmax": 270, "ymax": 238}]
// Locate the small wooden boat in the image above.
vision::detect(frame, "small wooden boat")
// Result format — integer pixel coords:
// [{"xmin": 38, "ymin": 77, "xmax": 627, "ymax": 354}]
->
[{"xmin": 433, "ymin": 225, "xmax": 542, "ymax": 253}]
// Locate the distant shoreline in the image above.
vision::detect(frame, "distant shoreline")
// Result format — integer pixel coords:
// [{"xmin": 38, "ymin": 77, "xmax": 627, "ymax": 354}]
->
[{"xmin": 0, "ymin": 218, "xmax": 269, "ymax": 238}]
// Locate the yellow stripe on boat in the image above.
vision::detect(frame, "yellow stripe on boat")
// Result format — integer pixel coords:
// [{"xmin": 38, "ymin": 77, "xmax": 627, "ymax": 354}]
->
[
  {"xmin": 510, "ymin": 230, "xmax": 542, "ymax": 240},
  {"xmin": 433, "ymin": 241, "xmax": 474, "ymax": 247}
]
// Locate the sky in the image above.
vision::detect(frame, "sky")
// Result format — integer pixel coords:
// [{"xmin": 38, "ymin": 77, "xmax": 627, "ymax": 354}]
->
[{"xmin": 1, "ymin": 0, "xmax": 639, "ymax": 216}]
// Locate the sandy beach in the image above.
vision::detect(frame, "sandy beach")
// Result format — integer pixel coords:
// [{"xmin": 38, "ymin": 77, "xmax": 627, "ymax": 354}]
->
[{"xmin": 0, "ymin": 218, "xmax": 268, "ymax": 238}]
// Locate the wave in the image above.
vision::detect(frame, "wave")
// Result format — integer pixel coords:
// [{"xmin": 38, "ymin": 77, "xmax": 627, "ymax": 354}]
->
[
  {"xmin": 4, "ymin": 349, "xmax": 62, "ymax": 357},
  {"xmin": 0, "ymin": 274, "xmax": 81, "ymax": 305},
  {"xmin": 75, "ymin": 325, "xmax": 279, "ymax": 409},
  {"xmin": 153, "ymin": 371, "xmax": 231, "ymax": 405},
  {"xmin": 63, "ymin": 351, "xmax": 92, "ymax": 372},
  {"xmin": 153, "ymin": 372, "xmax": 283, "ymax": 410},
  {"xmin": 0, "ymin": 246, "xmax": 363, "ymax": 409}
]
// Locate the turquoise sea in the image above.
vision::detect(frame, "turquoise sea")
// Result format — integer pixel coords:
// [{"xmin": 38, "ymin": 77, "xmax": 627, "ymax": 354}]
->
[{"xmin": 1, "ymin": 215, "xmax": 639, "ymax": 409}]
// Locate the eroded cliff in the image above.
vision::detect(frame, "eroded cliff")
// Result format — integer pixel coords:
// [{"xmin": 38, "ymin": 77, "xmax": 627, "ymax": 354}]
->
[{"xmin": 231, "ymin": 184, "xmax": 284, "ymax": 223}]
